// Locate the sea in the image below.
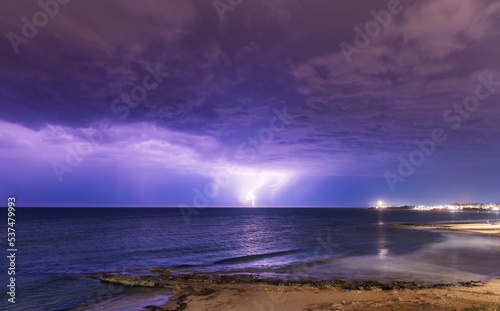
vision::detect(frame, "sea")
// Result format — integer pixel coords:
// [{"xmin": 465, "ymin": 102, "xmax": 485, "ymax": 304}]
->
[{"xmin": 5, "ymin": 207, "xmax": 500, "ymax": 311}]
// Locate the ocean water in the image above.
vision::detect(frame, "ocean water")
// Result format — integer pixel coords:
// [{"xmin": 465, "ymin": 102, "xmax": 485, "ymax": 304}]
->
[{"xmin": 6, "ymin": 207, "xmax": 500, "ymax": 311}]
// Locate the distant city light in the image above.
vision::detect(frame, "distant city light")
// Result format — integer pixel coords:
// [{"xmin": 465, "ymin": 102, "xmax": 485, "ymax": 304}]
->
[{"xmin": 372, "ymin": 203, "xmax": 500, "ymax": 211}]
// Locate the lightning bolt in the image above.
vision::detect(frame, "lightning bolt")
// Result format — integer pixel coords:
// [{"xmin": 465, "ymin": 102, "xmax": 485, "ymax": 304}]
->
[
  {"xmin": 245, "ymin": 173, "xmax": 285, "ymax": 207},
  {"xmin": 245, "ymin": 174, "xmax": 265, "ymax": 207},
  {"xmin": 268, "ymin": 175, "xmax": 284, "ymax": 188}
]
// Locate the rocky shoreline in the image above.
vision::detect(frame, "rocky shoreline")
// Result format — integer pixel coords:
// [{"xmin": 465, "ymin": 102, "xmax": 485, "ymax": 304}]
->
[
  {"xmin": 101, "ymin": 268, "xmax": 470, "ymax": 292},
  {"xmin": 99, "ymin": 268, "xmax": 490, "ymax": 311}
]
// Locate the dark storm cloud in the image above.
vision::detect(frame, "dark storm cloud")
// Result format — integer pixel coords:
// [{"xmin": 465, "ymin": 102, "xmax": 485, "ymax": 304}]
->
[
  {"xmin": 1, "ymin": 0, "xmax": 500, "ymax": 206},
  {"xmin": 289, "ymin": 0, "xmax": 500, "ymax": 172}
]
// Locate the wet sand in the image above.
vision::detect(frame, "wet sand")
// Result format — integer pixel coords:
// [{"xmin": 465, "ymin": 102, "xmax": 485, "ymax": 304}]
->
[{"xmin": 160, "ymin": 278, "xmax": 500, "ymax": 311}]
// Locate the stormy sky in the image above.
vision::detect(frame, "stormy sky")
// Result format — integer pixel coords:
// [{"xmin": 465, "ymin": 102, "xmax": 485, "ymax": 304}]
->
[{"xmin": 1, "ymin": 0, "xmax": 500, "ymax": 207}]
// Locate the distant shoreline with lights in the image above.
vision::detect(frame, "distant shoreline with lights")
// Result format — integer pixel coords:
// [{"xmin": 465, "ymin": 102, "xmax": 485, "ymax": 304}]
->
[{"xmin": 369, "ymin": 203, "xmax": 500, "ymax": 211}]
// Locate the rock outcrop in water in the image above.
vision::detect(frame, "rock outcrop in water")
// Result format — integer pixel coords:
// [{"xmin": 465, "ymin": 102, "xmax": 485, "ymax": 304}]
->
[{"xmin": 100, "ymin": 267, "xmax": 464, "ymax": 293}]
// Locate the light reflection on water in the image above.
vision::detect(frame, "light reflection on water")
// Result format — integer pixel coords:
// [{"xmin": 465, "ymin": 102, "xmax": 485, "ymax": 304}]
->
[{"xmin": 377, "ymin": 210, "xmax": 389, "ymax": 258}]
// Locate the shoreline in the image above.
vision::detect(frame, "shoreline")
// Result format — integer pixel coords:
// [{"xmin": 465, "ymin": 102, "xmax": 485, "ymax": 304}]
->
[
  {"xmin": 100, "ymin": 221, "xmax": 500, "ymax": 310},
  {"xmin": 393, "ymin": 221, "xmax": 500, "ymax": 237},
  {"xmin": 99, "ymin": 270, "xmax": 500, "ymax": 311}
]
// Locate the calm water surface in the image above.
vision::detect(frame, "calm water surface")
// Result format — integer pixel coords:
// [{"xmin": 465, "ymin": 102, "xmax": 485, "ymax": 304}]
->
[{"xmin": 7, "ymin": 208, "xmax": 500, "ymax": 311}]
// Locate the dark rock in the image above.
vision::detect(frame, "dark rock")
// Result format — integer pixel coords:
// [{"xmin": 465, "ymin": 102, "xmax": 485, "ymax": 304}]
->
[{"xmin": 151, "ymin": 267, "xmax": 171, "ymax": 275}]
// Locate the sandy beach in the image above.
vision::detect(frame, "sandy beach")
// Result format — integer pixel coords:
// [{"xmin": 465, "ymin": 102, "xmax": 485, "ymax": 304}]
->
[
  {"xmin": 394, "ymin": 221, "xmax": 500, "ymax": 237},
  {"xmin": 431, "ymin": 222, "xmax": 500, "ymax": 236},
  {"xmin": 158, "ymin": 278, "xmax": 500, "ymax": 311}
]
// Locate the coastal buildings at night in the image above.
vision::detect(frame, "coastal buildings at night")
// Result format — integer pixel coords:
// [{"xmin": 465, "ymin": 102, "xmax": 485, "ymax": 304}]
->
[{"xmin": 371, "ymin": 203, "xmax": 500, "ymax": 211}]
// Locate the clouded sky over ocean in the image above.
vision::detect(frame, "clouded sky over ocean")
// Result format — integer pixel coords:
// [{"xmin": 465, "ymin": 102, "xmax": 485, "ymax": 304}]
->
[{"xmin": 1, "ymin": 0, "xmax": 500, "ymax": 207}]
